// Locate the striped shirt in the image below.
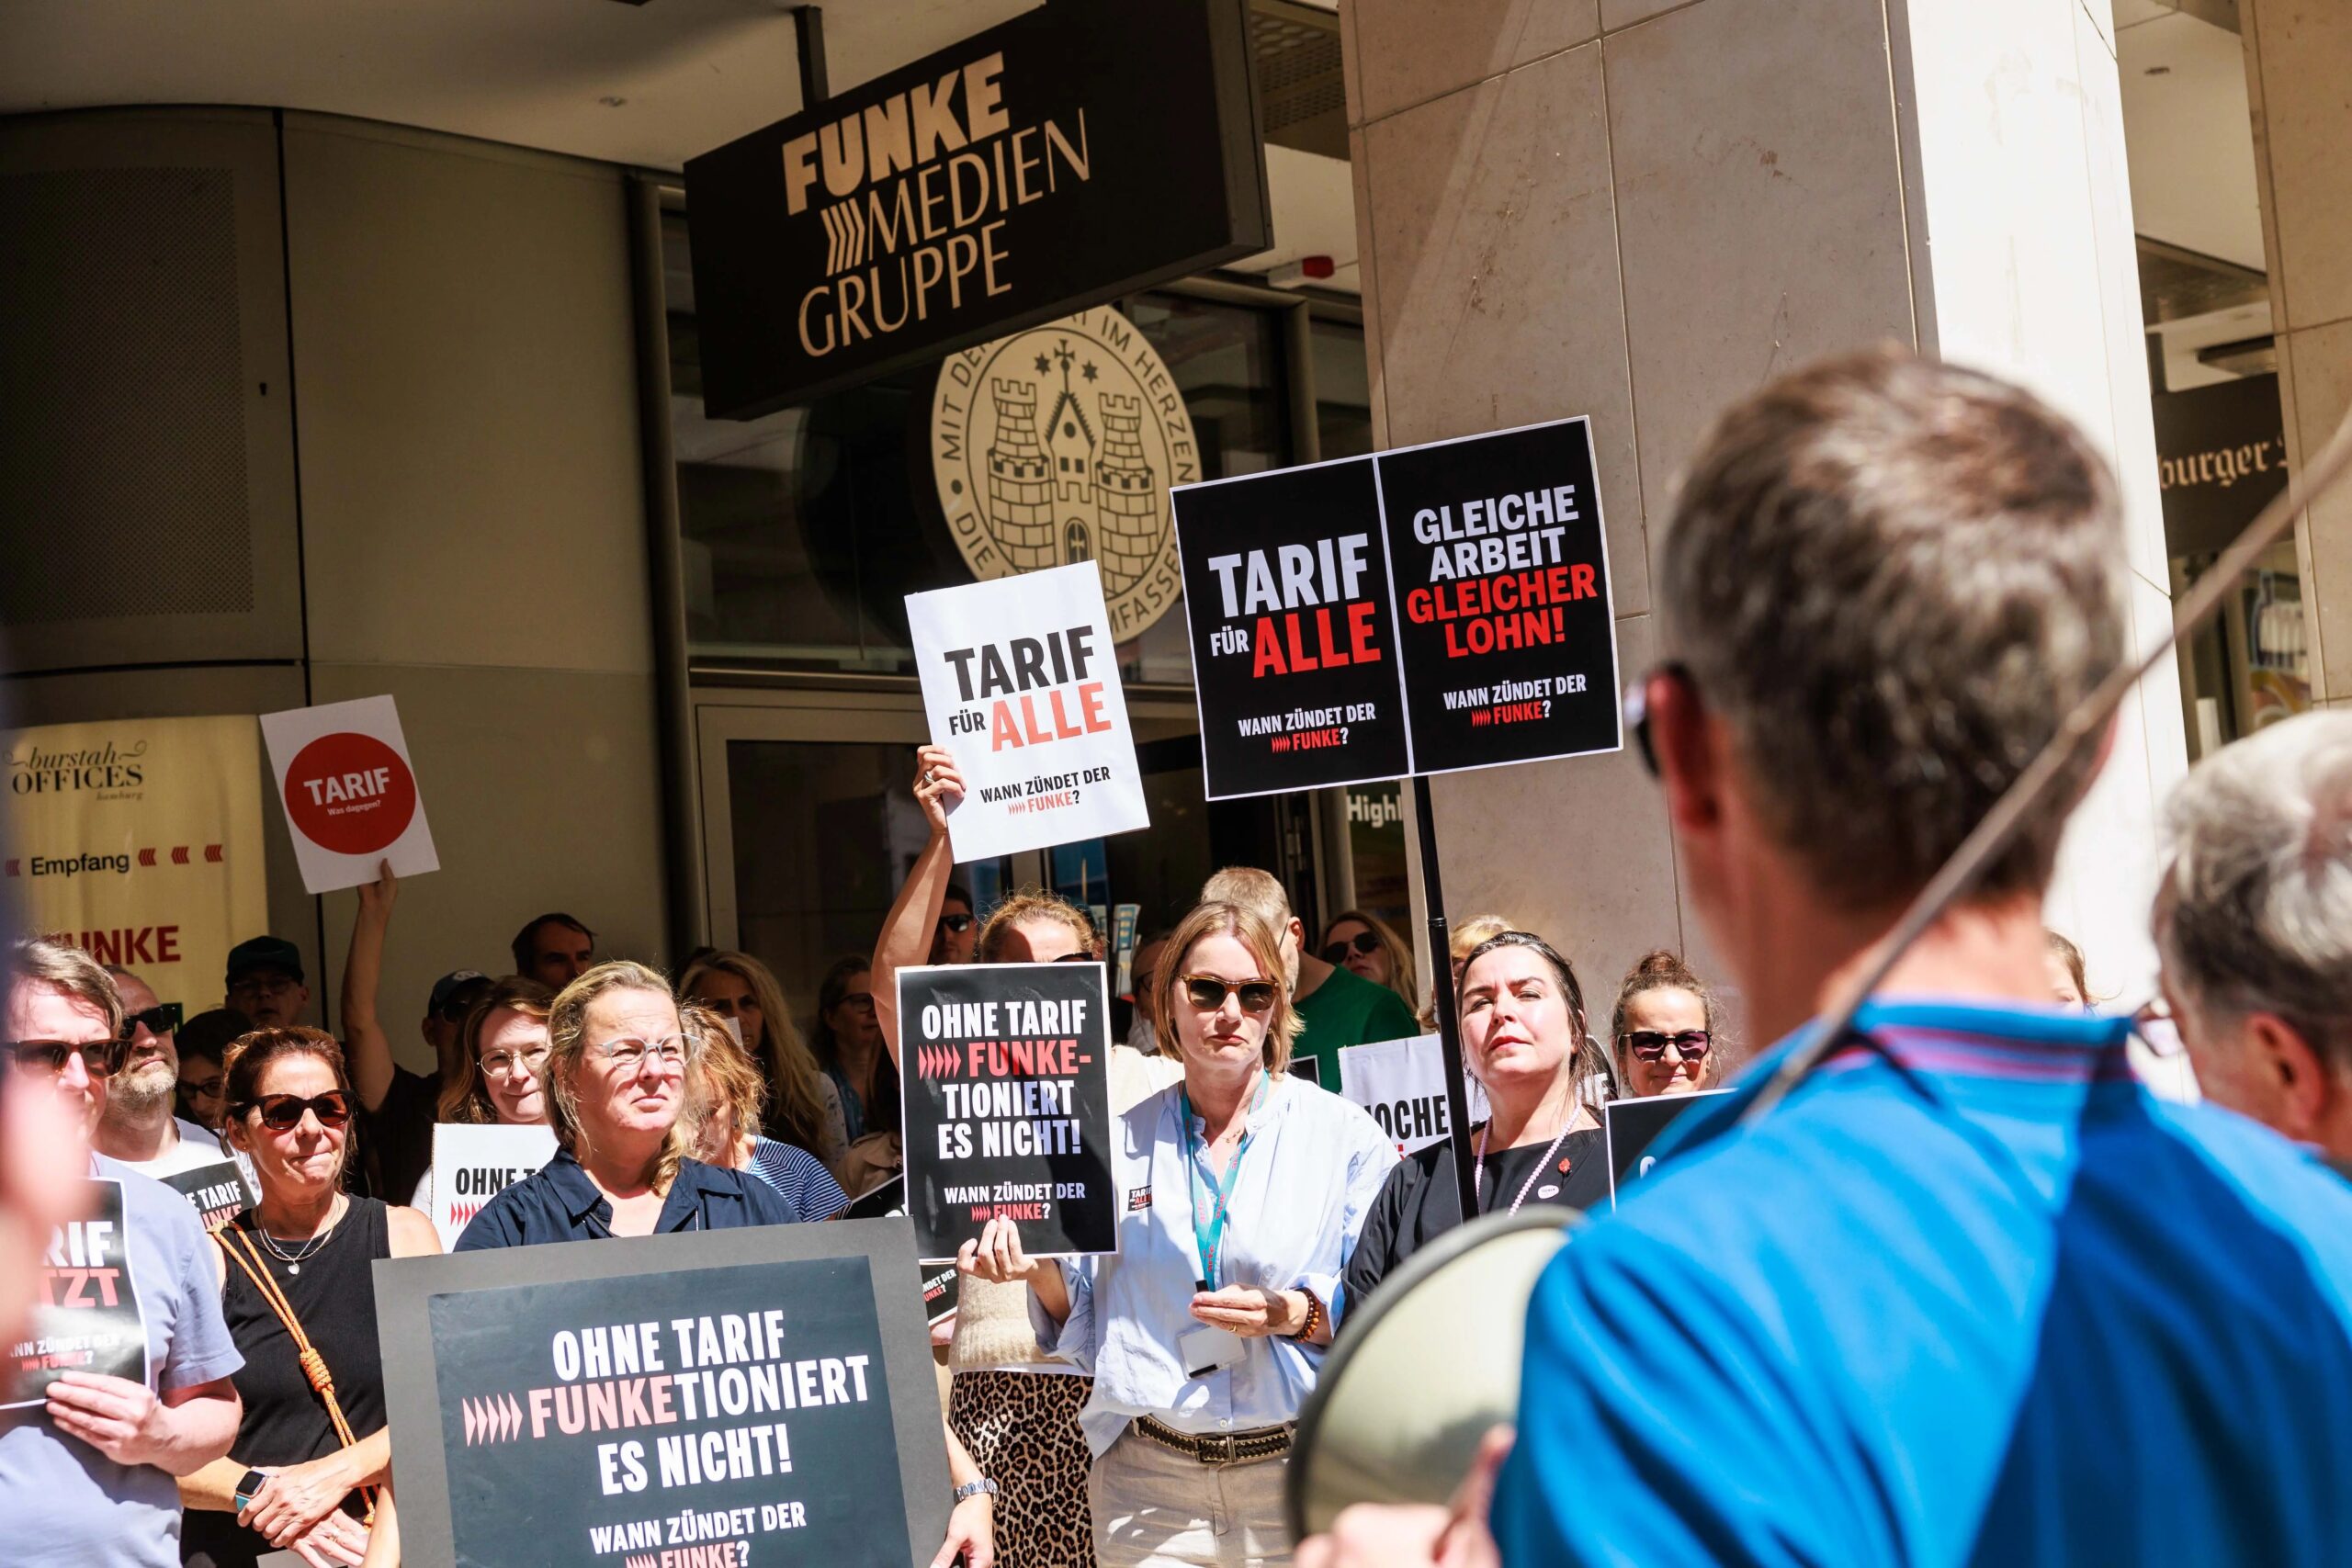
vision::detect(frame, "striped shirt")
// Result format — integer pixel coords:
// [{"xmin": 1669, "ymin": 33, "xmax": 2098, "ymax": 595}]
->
[{"xmin": 749, "ymin": 1136, "xmax": 851, "ymax": 1221}]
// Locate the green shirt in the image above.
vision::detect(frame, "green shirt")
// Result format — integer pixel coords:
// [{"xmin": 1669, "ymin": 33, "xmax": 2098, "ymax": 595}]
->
[{"xmin": 1292, "ymin": 964, "xmax": 1422, "ymax": 1083}]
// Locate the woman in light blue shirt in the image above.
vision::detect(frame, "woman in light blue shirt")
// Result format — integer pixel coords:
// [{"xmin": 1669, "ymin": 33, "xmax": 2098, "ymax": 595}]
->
[{"xmin": 965, "ymin": 899, "xmax": 1397, "ymax": 1566}]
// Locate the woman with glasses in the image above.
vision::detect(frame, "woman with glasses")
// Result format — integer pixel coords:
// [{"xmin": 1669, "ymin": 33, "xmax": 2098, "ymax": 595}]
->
[
  {"xmin": 964, "ymin": 900, "xmax": 1398, "ymax": 1567},
  {"xmin": 1315, "ymin": 911, "xmax": 1418, "ymax": 1021},
  {"xmin": 1611, "ymin": 949, "xmax": 1720, "ymax": 1099},
  {"xmin": 181, "ymin": 1027, "xmax": 440, "ymax": 1568},
  {"xmin": 1344, "ymin": 931, "xmax": 1614, "ymax": 1309},
  {"xmin": 401, "ymin": 977, "xmax": 556, "ymax": 1216},
  {"xmin": 678, "ymin": 949, "xmax": 848, "ymax": 1179}
]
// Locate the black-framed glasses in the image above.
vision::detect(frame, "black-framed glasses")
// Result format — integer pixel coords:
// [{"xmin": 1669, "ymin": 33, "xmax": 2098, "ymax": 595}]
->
[
  {"xmin": 123, "ymin": 1003, "xmax": 184, "ymax": 1037},
  {"xmin": 937, "ymin": 913, "xmax": 977, "ymax": 933},
  {"xmin": 1623, "ymin": 662, "xmax": 1696, "ymax": 778},
  {"xmin": 7, "ymin": 1037, "xmax": 130, "ymax": 1078},
  {"xmin": 1318, "ymin": 931, "xmax": 1382, "ymax": 965},
  {"xmin": 1621, "ymin": 1029, "xmax": 1713, "ymax": 1061},
  {"xmin": 1181, "ymin": 976, "xmax": 1280, "ymax": 1013},
  {"xmin": 236, "ymin": 1090, "xmax": 355, "ymax": 1132}
]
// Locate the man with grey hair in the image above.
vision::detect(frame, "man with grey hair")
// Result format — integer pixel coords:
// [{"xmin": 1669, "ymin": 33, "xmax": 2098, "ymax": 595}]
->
[
  {"xmin": 1302, "ymin": 350, "xmax": 2352, "ymax": 1568},
  {"xmin": 2154, "ymin": 709, "xmax": 2352, "ymax": 1168}
]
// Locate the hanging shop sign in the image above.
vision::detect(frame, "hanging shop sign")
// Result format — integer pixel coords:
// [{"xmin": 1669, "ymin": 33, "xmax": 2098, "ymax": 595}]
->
[
  {"xmin": 685, "ymin": 0, "xmax": 1269, "ymax": 420},
  {"xmin": 258, "ymin": 695, "xmax": 439, "ymax": 896},
  {"xmin": 930, "ymin": 306, "xmax": 1197, "ymax": 638},
  {"xmin": 3, "ymin": 715, "xmax": 268, "ymax": 1007},
  {"xmin": 1171, "ymin": 418, "xmax": 1622, "ymax": 798},
  {"xmin": 374, "ymin": 1220, "xmax": 949, "ymax": 1568},
  {"xmin": 906, "ymin": 561, "xmax": 1150, "ymax": 862},
  {"xmin": 2153, "ymin": 372, "xmax": 2290, "ymax": 558}
]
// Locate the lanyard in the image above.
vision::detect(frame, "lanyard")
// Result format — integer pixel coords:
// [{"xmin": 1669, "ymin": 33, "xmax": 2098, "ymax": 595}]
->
[{"xmin": 1180, "ymin": 1071, "xmax": 1267, "ymax": 1290}]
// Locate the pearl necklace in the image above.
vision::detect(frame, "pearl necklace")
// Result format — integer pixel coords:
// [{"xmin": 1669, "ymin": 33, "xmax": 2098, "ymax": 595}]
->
[{"xmin": 256, "ymin": 1194, "xmax": 345, "ymax": 1275}]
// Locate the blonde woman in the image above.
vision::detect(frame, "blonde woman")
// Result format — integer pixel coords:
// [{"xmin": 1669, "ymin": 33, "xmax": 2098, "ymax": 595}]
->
[
  {"xmin": 1316, "ymin": 910, "xmax": 1418, "ymax": 1019},
  {"xmin": 965, "ymin": 901, "xmax": 1398, "ymax": 1567},
  {"xmin": 683, "ymin": 1010, "xmax": 851, "ymax": 1222},
  {"xmin": 679, "ymin": 949, "xmax": 849, "ymax": 1174}
]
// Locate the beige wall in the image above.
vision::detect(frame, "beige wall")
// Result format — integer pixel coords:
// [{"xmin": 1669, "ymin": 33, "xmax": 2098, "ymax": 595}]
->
[
  {"xmin": 280, "ymin": 116, "xmax": 665, "ymax": 1066},
  {"xmin": 1345, "ymin": 0, "xmax": 2183, "ymax": 1037}
]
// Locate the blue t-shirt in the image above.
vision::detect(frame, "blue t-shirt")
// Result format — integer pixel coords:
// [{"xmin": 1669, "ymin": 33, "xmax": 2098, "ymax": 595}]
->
[
  {"xmin": 1494, "ymin": 999, "xmax": 2352, "ymax": 1568},
  {"xmin": 0, "ymin": 1156, "xmax": 244, "ymax": 1567},
  {"xmin": 748, "ymin": 1136, "xmax": 851, "ymax": 1221},
  {"xmin": 453, "ymin": 1148, "xmax": 807, "ymax": 1248}
]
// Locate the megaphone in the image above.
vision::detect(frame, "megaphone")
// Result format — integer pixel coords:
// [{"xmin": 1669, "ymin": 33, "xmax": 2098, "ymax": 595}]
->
[{"xmin": 1286, "ymin": 1206, "xmax": 1583, "ymax": 1540}]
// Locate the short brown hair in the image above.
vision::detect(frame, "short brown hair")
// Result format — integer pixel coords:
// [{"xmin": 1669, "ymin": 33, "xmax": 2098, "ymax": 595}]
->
[
  {"xmin": 1151, "ymin": 902, "xmax": 1303, "ymax": 1076},
  {"xmin": 1611, "ymin": 949, "xmax": 1718, "ymax": 1043},
  {"xmin": 1660, "ymin": 348, "xmax": 2124, "ymax": 905},
  {"xmin": 222, "ymin": 1026, "xmax": 355, "ymax": 1180},
  {"xmin": 6, "ymin": 936, "xmax": 123, "ymax": 1040}
]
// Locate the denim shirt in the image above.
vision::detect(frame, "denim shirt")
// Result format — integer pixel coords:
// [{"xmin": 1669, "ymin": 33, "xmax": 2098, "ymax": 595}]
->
[{"xmin": 453, "ymin": 1148, "xmax": 805, "ymax": 1249}]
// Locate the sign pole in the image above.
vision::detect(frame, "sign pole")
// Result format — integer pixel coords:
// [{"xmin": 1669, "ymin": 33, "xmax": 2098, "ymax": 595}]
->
[{"xmin": 1412, "ymin": 780, "xmax": 1480, "ymax": 1221}]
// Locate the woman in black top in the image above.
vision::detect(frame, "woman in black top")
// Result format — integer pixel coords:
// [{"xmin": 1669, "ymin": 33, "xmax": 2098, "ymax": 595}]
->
[
  {"xmin": 1344, "ymin": 933, "xmax": 1614, "ymax": 1308},
  {"xmin": 181, "ymin": 1027, "xmax": 440, "ymax": 1568}
]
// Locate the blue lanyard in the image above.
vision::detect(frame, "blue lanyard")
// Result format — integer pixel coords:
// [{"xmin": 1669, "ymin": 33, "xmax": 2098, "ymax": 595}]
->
[{"xmin": 1180, "ymin": 1070, "xmax": 1267, "ymax": 1290}]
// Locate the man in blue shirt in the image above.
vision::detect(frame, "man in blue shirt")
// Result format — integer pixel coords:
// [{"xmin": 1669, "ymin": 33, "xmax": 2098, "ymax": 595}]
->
[{"xmin": 1299, "ymin": 352, "xmax": 2352, "ymax": 1568}]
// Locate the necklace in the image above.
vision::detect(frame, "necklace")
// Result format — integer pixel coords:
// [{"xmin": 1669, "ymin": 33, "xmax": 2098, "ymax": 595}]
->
[
  {"xmin": 256, "ymin": 1193, "xmax": 345, "ymax": 1275},
  {"xmin": 1474, "ymin": 1100, "xmax": 1581, "ymax": 1217}
]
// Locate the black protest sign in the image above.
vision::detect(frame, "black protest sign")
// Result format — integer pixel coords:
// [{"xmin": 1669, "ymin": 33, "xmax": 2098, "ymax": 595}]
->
[
  {"xmin": 1603, "ymin": 1089, "xmax": 1735, "ymax": 1206},
  {"xmin": 1380, "ymin": 420, "xmax": 1622, "ymax": 772},
  {"xmin": 843, "ymin": 1179, "xmax": 965, "ymax": 1325},
  {"xmin": 374, "ymin": 1220, "xmax": 949, "ymax": 1568},
  {"xmin": 6, "ymin": 1179, "xmax": 149, "ymax": 1408},
  {"xmin": 899, "ymin": 962, "xmax": 1116, "ymax": 1261},
  {"xmin": 160, "ymin": 1158, "xmax": 258, "ymax": 1232},
  {"xmin": 1170, "ymin": 457, "xmax": 1414, "ymax": 797}
]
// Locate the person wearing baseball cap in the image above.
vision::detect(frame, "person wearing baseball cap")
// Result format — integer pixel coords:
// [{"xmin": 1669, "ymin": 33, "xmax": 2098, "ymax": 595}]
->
[{"xmin": 222, "ymin": 937, "xmax": 309, "ymax": 1030}]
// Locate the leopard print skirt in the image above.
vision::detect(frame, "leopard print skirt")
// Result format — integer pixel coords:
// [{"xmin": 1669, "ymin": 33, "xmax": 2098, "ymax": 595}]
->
[{"xmin": 949, "ymin": 1370, "xmax": 1096, "ymax": 1568}]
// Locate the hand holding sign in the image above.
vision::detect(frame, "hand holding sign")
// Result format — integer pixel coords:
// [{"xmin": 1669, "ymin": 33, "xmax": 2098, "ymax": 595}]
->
[
  {"xmin": 913, "ymin": 743, "xmax": 967, "ymax": 834},
  {"xmin": 44, "ymin": 1371, "xmax": 170, "ymax": 1468}
]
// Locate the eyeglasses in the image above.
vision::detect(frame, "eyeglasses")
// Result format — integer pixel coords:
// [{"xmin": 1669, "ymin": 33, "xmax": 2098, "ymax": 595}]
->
[
  {"xmin": 1318, "ymin": 931, "xmax": 1382, "ymax": 965},
  {"xmin": 123, "ymin": 1003, "xmax": 184, "ymax": 1037},
  {"xmin": 481, "ymin": 1045, "xmax": 551, "ymax": 1080},
  {"xmin": 6, "ymin": 1038, "xmax": 130, "ymax": 1078},
  {"xmin": 1623, "ymin": 662, "xmax": 1696, "ymax": 778},
  {"xmin": 1620, "ymin": 1030, "xmax": 1712, "ymax": 1061},
  {"xmin": 938, "ymin": 913, "xmax": 976, "ymax": 933},
  {"xmin": 841, "ymin": 993, "xmax": 877, "ymax": 1014},
  {"xmin": 589, "ymin": 1034, "xmax": 692, "ymax": 1071},
  {"xmin": 1180, "ymin": 976, "xmax": 1280, "ymax": 1014},
  {"xmin": 236, "ymin": 1090, "xmax": 354, "ymax": 1132}
]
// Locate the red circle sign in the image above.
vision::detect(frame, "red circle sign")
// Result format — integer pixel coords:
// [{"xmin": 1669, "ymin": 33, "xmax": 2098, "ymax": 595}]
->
[{"xmin": 282, "ymin": 732, "xmax": 418, "ymax": 856}]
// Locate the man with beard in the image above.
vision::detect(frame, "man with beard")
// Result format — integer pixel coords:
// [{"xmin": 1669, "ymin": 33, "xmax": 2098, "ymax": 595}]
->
[{"xmin": 93, "ymin": 967, "xmax": 236, "ymax": 1179}]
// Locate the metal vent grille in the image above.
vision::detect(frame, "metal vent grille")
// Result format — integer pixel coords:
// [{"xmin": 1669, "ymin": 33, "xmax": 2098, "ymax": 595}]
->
[
  {"xmin": 0, "ymin": 167, "xmax": 255, "ymax": 626},
  {"xmin": 1252, "ymin": 2, "xmax": 1349, "ymax": 159}
]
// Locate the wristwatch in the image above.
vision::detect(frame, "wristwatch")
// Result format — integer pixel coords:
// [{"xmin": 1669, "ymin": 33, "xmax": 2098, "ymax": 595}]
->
[
  {"xmin": 233, "ymin": 1468, "xmax": 270, "ymax": 1508},
  {"xmin": 954, "ymin": 1478, "xmax": 1000, "ymax": 1504}
]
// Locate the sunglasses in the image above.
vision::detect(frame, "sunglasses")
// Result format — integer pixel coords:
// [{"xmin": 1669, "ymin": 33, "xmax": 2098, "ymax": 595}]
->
[
  {"xmin": 236, "ymin": 1090, "xmax": 355, "ymax": 1131},
  {"xmin": 937, "ymin": 913, "xmax": 977, "ymax": 933},
  {"xmin": 1180, "ymin": 976, "xmax": 1280, "ymax": 1013},
  {"xmin": 124, "ymin": 1003, "xmax": 184, "ymax": 1037},
  {"xmin": 1620, "ymin": 1030, "xmax": 1712, "ymax": 1061},
  {"xmin": 1318, "ymin": 931, "xmax": 1382, "ymax": 965},
  {"xmin": 6, "ymin": 1037, "xmax": 130, "ymax": 1078}
]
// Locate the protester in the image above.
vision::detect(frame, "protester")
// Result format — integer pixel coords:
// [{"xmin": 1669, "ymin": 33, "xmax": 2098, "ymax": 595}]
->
[
  {"xmin": 180, "ymin": 1027, "xmax": 439, "ymax": 1568},
  {"xmin": 0, "ymin": 938, "xmax": 243, "ymax": 1566},
  {"xmin": 1416, "ymin": 913, "xmax": 1513, "ymax": 1032},
  {"xmin": 1344, "ymin": 932, "xmax": 1611, "ymax": 1307},
  {"xmin": 678, "ymin": 948, "xmax": 849, "ymax": 1174},
  {"xmin": 2154, "ymin": 710, "xmax": 2352, "ymax": 1168},
  {"xmin": 1301, "ymin": 351, "xmax": 2352, "ymax": 1568},
  {"xmin": 932, "ymin": 882, "xmax": 981, "ymax": 965},
  {"xmin": 965, "ymin": 899, "xmax": 1397, "ymax": 1567},
  {"xmin": 812, "ymin": 953, "xmax": 899, "ymax": 1153},
  {"xmin": 2045, "ymin": 928, "xmax": 2092, "ymax": 1008},
  {"xmin": 404, "ymin": 976, "xmax": 556, "ymax": 1217},
  {"xmin": 1609, "ymin": 949, "xmax": 1718, "ymax": 1099},
  {"xmin": 1202, "ymin": 867, "xmax": 1419, "ymax": 1083},
  {"xmin": 2, "ymin": 947, "xmax": 96, "ymax": 1374},
  {"xmin": 342, "ymin": 863, "xmax": 495, "ymax": 1203},
  {"xmin": 683, "ymin": 1012, "xmax": 851, "ymax": 1221},
  {"xmin": 1124, "ymin": 930, "xmax": 1170, "ymax": 1054},
  {"xmin": 453, "ymin": 961, "xmax": 811, "ymax": 1246},
  {"xmin": 93, "ymin": 966, "xmax": 230, "ymax": 1178},
  {"xmin": 509, "ymin": 911, "xmax": 595, "ymax": 992},
  {"xmin": 176, "ymin": 1009, "xmax": 252, "ymax": 1134},
  {"xmin": 1317, "ymin": 910, "xmax": 1418, "ymax": 1020},
  {"xmin": 225, "ymin": 936, "xmax": 311, "ymax": 1028}
]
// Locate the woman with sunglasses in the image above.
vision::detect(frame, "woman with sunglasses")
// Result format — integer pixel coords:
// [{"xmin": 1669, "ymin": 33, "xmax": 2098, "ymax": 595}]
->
[
  {"xmin": 932, "ymin": 884, "xmax": 980, "ymax": 964},
  {"xmin": 1344, "ymin": 931, "xmax": 1615, "ymax": 1310},
  {"xmin": 1611, "ymin": 949, "xmax": 1720, "ymax": 1099},
  {"xmin": 964, "ymin": 899, "xmax": 1398, "ymax": 1567},
  {"xmin": 181, "ymin": 1027, "xmax": 440, "ymax": 1568},
  {"xmin": 1316, "ymin": 911, "xmax": 1418, "ymax": 1021}
]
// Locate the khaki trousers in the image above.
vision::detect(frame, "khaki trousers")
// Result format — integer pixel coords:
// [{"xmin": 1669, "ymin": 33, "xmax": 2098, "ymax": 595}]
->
[{"xmin": 1088, "ymin": 1427, "xmax": 1294, "ymax": 1567}]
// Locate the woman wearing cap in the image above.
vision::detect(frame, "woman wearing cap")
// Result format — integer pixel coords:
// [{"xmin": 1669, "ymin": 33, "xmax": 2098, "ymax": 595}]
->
[
  {"xmin": 964, "ymin": 899, "xmax": 1397, "ymax": 1567},
  {"xmin": 1344, "ymin": 931, "xmax": 1614, "ymax": 1309},
  {"xmin": 1611, "ymin": 949, "xmax": 1721, "ymax": 1099},
  {"xmin": 678, "ymin": 948, "xmax": 850, "ymax": 1175}
]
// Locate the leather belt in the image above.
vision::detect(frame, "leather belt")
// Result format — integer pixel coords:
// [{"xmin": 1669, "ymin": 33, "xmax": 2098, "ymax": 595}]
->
[{"xmin": 1135, "ymin": 1414, "xmax": 1295, "ymax": 1466}]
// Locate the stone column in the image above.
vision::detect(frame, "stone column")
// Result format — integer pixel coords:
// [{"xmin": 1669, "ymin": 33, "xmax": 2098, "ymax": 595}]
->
[
  {"xmin": 2240, "ymin": 0, "xmax": 2352, "ymax": 707},
  {"xmin": 1342, "ymin": 0, "xmax": 2185, "ymax": 1031}
]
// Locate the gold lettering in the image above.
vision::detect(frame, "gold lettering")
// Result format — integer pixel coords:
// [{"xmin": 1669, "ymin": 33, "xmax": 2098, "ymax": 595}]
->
[
  {"xmin": 783, "ymin": 131, "xmax": 821, "ymax": 216},
  {"xmin": 838, "ymin": 272, "xmax": 875, "ymax": 344},
  {"xmin": 1044, "ymin": 111, "xmax": 1090, "ymax": 188},
  {"xmin": 863, "ymin": 98, "xmax": 915, "ymax": 181},
  {"xmin": 820, "ymin": 118, "xmax": 865, "ymax": 200},
  {"xmin": 871, "ymin": 254, "xmax": 912, "ymax": 333},
  {"xmin": 910, "ymin": 71, "xmax": 969, "ymax": 163},
  {"xmin": 917, "ymin": 164, "xmax": 949, "ymax": 239},
  {"xmin": 865, "ymin": 179, "xmax": 918, "ymax": 257},
  {"xmin": 981, "ymin": 220, "xmax": 1011, "ymax": 299},
  {"xmin": 949, "ymin": 152, "xmax": 991, "ymax": 228},
  {"xmin": 1011, "ymin": 126, "xmax": 1045, "ymax": 205},
  {"xmin": 797, "ymin": 284, "xmax": 836, "ymax": 356},
  {"xmin": 964, "ymin": 52, "xmax": 1009, "ymax": 141}
]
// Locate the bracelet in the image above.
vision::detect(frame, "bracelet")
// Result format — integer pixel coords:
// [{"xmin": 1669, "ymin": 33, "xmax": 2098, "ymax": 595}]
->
[
  {"xmin": 1285, "ymin": 1289, "xmax": 1326, "ymax": 1342},
  {"xmin": 954, "ymin": 1478, "xmax": 999, "ymax": 1504}
]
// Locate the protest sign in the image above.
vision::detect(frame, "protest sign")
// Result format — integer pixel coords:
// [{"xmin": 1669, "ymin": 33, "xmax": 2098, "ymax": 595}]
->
[
  {"xmin": 425, "ymin": 1122, "xmax": 559, "ymax": 1252},
  {"xmin": 1337, "ymin": 1034, "xmax": 1489, "ymax": 1156},
  {"xmin": 1171, "ymin": 419, "xmax": 1621, "ymax": 797},
  {"xmin": 907, "ymin": 562, "xmax": 1151, "ymax": 861},
  {"xmin": 1170, "ymin": 457, "xmax": 1413, "ymax": 797},
  {"xmin": 1604, "ymin": 1089, "xmax": 1735, "ymax": 1205},
  {"xmin": 160, "ymin": 1158, "xmax": 259, "ymax": 1232},
  {"xmin": 258, "ymin": 695, "xmax": 439, "ymax": 895},
  {"xmin": 899, "ymin": 961, "xmax": 1116, "ymax": 1262},
  {"xmin": 842, "ymin": 1179, "xmax": 963, "ymax": 1325},
  {"xmin": 6, "ymin": 1180, "xmax": 149, "ymax": 1409},
  {"xmin": 374, "ymin": 1219, "xmax": 948, "ymax": 1568}
]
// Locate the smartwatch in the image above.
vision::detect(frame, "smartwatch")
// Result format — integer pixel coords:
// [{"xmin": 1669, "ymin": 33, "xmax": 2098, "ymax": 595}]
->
[{"xmin": 233, "ymin": 1468, "xmax": 270, "ymax": 1509}]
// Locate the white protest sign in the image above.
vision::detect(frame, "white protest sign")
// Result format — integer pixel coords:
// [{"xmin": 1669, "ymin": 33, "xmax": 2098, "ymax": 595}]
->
[
  {"xmin": 425, "ymin": 1122, "xmax": 556, "ymax": 1251},
  {"xmin": 907, "ymin": 561, "xmax": 1150, "ymax": 861},
  {"xmin": 257, "ymin": 695, "xmax": 438, "ymax": 894},
  {"xmin": 1338, "ymin": 1033, "xmax": 1487, "ymax": 1156}
]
